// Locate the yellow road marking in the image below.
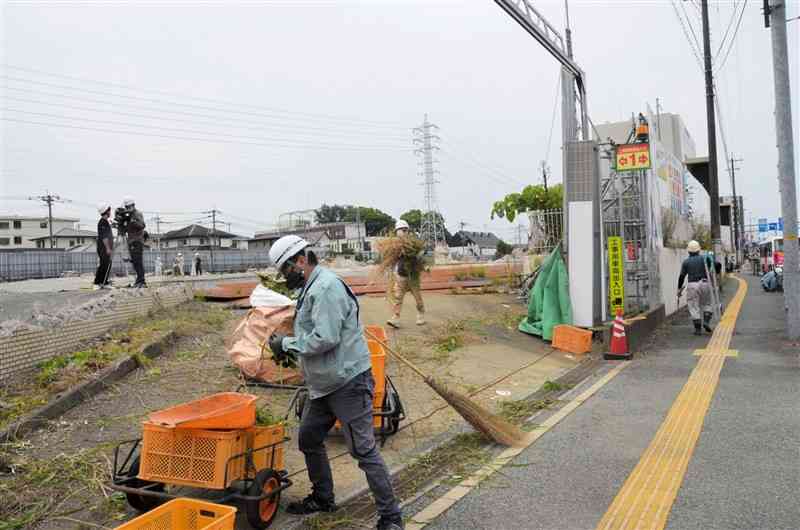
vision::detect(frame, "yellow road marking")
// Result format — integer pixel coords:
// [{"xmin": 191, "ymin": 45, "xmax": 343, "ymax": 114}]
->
[
  {"xmin": 596, "ymin": 275, "xmax": 748, "ymax": 530},
  {"xmin": 406, "ymin": 361, "xmax": 631, "ymax": 530}
]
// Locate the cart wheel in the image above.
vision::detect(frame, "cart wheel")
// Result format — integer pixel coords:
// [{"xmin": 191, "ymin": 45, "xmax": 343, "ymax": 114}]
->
[
  {"xmin": 388, "ymin": 391, "xmax": 404, "ymax": 434},
  {"xmin": 245, "ymin": 469, "xmax": 282, "ymax": 529},
  {"xmin": 125, "ymin": 455, "xmax": 165, "ymax": 512}
]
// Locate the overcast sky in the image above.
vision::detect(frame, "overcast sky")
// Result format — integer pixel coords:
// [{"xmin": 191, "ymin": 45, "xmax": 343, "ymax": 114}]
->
[{"xmin": 1, "ymin": 0, "xmax": 798, "ymax": 240}]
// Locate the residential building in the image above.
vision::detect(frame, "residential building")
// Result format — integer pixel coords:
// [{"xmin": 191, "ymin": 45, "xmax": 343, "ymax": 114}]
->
[
  {"xmin": 250, "ymin": 221, "xmax": 366, "ymax": 254},
  {"xmin": 160, "ymin": 224, "xmax": 245, "ymax": 250},
  {"xmin": 29, "ymin": 227, "xmax": 97, "ymax": 249},
  {"xmin": 0, "ymin": 215, "xmax": 79, "ymax": 249},
  {"xmin": 449, "ymin": 230, "xmax": 502, "ymax": 259}
]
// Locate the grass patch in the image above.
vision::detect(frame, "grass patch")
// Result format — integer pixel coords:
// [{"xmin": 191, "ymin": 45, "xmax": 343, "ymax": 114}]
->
[
  {"xmin": 542, "ymin": 380, "xmax": 565, "ymax": 393},
  {"xmin": 0, "ymin": 445, "xmax": 123, "ymax": 529},
  {"xmin": 429, "ymin": 319, "xmax": 467, "ymax": 357},
  {"xmin": 498, "ymin": 398, "xmax": 555, "ymax": 423}
]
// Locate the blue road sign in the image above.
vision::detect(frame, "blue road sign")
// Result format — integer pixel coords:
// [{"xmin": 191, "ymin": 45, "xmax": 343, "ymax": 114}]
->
[
  {"xmin": 769, "ymin": 223, "xmax": 778, "ymax": 231},
  {"xmin": 779, "ymin": 217, "xmax": 784, "ymax": 230},
  {"xmin": 758, "ymin": 218, "xmax": 768, "ymax": 232}
]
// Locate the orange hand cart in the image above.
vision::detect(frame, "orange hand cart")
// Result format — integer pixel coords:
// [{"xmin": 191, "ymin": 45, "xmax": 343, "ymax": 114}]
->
[{"xmin": 110, "ymin": 412, "xmax": 291, "ymax": 529}]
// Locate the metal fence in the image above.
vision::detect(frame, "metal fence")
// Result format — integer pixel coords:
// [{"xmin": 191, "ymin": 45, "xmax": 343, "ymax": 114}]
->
[
  {"xmin": 0, "ymin": 249, "xmax": 274, "ymax": 282},
  {"xmin": 527, "ymin": 209, "xmax": 564, "ymax": 255}
]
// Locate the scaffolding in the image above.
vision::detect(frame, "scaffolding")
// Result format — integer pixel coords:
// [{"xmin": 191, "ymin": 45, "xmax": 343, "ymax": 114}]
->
[{"xmin": 600, "ymin": 145, "xmax": 661, "ymax": 316}]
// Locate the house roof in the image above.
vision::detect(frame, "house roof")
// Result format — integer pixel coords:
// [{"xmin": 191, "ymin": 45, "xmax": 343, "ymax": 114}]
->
[
  {"xmin": 250, "ymin": 230, "xmax": 331, "ymax": 245},
  {"xmin": 453, "ymin": 230, "xmax": 502, "ymax": 248},
  {"xmin": 29, "ymin": 227, "xmax": 97, "ymax": 241},
  {"xmin": 162, "ymin": 224, "xmax": 239, "ymax": 240}
]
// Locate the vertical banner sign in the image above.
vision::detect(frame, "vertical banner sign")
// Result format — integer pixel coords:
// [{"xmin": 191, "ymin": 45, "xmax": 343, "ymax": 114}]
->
[
  {"xmin": 608, "ymin": 236, "xmax": 625, "ymax": 315},
  {"xmin": 615, "ymin": 143, "xmax": 652, "ymax": 172}
]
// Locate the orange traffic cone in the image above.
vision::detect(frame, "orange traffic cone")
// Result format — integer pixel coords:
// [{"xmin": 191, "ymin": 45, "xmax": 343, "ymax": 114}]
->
[{"xmin": 604, "ymin": 310, "xmax": 632, "ymax": 360}]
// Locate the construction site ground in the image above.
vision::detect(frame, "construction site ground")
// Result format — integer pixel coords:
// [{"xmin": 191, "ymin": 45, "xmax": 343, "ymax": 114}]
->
[{"xmin": 0, "ymin": 285, "xmax": 583, "ymax": 530}]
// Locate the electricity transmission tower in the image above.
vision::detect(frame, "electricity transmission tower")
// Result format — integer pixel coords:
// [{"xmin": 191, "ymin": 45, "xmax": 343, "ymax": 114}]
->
[{"xmin": 413, "ymin": 115, "xmax": 446, "ymax": 247}]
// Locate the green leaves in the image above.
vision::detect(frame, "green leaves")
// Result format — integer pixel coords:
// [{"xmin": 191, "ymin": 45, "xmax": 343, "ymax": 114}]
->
[{"xmin": 490, "ymin": 184, "xmax": 563, "ymax": 222}]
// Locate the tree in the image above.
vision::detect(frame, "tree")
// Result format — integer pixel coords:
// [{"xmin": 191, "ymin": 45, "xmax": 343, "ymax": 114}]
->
[
  {"xmin": 315, "ymin": 204, "xmax": 396, "ymax": 237},
  {"xmin": 495, "ymin": 240, "xmax": 513, "ymax": 258},
  {"xmin": 490, "ymin": 184, "xmax": 563, "ymax": 223},
  {"xmin": 400, "ymin": 209, "xmax": 456, "ymax": 244}
]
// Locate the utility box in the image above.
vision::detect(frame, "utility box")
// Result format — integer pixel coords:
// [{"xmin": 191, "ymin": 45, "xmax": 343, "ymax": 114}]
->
[{"xmin": 565, "ymin": 140, "xmax": 603, "ymax": 327}]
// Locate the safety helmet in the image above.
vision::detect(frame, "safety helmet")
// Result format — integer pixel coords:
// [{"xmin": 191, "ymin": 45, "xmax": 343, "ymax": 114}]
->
[
  {"xmin": 97, "ymin": 203, "xmax": 111, "ymax": 215},
  {"xmin": 123, "ymin": 196, "xmax": 135, "ymax": 207},
  {"xmin": 395, "ymin": 220, "xmax": 410, "ymax": 232},
  {"xmin": 269, "ymin": 235, "xmax": 309, "ymax": 270},
  {"xmin": 687, "ymin": 240, "xmax": 701, "ymax": 253}
]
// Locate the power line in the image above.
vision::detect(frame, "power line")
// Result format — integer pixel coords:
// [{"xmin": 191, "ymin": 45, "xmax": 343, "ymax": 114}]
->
[
  {"xmin": 714, "ymin": 0, "xmax": 748, "ymax": 73},
  {"xmin": 0, "ymin": 68, "xmax": 405, "ymax": 129},
  {"xmin": 2, "ymin": 93, "xmax": 410, "ymax": 142},
  {"xmin": 713, "ymin": 0, "xmax": 741, "ymax": 61},
  {"xmin": 3, "ymin": 107, "xmax": 409, "ymax": 150},
  {"xmin": 672, "ymin": 0, "xmax": 705, "ymax": 71},
  {"xmin": 3, "ymin": 117, "xmax": 412, "ymax": 152}
]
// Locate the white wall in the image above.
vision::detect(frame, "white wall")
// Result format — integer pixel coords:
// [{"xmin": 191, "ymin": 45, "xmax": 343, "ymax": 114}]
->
[
  {"xmin": 659, "ymin": 247, "xmax": 688, "ymax": 316},
  {"xmin": 0, "ymin": 218, "xmax": 78, "ymax": 248}
]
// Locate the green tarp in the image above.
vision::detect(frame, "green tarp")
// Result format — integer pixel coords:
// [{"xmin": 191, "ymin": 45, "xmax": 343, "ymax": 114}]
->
[{"xmin": 519, "ymin": 245, "xmax": 573, "ymax": 341}]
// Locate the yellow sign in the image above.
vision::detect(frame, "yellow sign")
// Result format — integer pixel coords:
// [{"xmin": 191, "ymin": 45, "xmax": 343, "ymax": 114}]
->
[
  {"xmin": 608, "ymin": 236, "xmax": 625, "ymax": 315},
  {"xmin": 615, "ymin": 143, "xmax": 651, "ymax": 172}
]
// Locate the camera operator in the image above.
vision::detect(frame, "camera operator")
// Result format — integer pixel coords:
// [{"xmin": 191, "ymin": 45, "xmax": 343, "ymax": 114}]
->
[{"xmin": 122, "ymin": 196, "xmax": 147, "ymax": 288}]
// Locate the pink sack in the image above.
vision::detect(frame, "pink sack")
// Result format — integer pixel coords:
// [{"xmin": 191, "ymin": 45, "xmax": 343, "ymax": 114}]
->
[{"xmin": 227, "ymin": 306, "xmax": 303, "ymax": 385}]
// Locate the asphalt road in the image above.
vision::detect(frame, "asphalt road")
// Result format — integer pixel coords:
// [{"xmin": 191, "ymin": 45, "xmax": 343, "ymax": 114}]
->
[{"xmin": 416, "ymin": 275, "xmax": 799, "ymax": 530}]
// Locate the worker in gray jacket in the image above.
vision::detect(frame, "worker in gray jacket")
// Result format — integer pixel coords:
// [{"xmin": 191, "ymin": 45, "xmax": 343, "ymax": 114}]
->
[
  {"xmin": 267, "ymin": 235, "xmax": 403, "ymax": 530},
  {"xmin": 678, "ymin": 240, "xmax": 714, "ymax": 335}
]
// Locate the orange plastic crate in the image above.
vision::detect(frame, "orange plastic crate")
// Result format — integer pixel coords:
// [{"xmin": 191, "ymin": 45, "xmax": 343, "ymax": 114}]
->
[
  {"xmin": 552, "ymin": 325, "xmax": 593, "ymax": 355},
  {"xmin": 114, "ymin": 498, "xmax": 236, "ymax": 530},
  {"xmin": 148, "ymin": 392, "xmax": 257, "ymax": 430},
  {"xmin": 364, "ymin": 324, "xmax": 388, "ymax": 343},
  {"xmin": 138, "ymin": 423, "xmax": 285, "ymax": 490}
]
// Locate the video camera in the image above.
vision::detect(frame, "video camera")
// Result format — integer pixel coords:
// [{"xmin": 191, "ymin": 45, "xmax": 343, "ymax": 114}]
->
[{"xmin": 113, "ymin": 206, "xmax": 132, "ymax": 236}]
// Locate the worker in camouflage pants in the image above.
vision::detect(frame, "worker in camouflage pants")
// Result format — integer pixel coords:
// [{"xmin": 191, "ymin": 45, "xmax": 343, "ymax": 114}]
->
[
  {"xmin": 386, "ymin": 220, "xmax": 425, "ymax": 328},
  {"xmin": 678, "ymin": 240, "xmax": 714, "ymax": 335}
]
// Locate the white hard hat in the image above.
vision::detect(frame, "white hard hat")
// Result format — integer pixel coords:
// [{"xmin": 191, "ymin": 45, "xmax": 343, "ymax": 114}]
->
[
  {"xmin": 395, "ymin": 220, "xmax": 410, "ymax": 232},
  {"xmin": 177, "ymin": 252, "xmax": 182, "ymax": 256},
  {"xmin": 97, "ymin": 203, "xmax": 111, "ymax": 215},
  {"xmin": 123, "ymin": 196, "xmax": 135, "ymax": 207},
  {"xmin": 687, "ymin": 240, "xmax": 701, "ymax": 253},
  {"xmin": 269, "ymin": 235, "xmax": 309, "ymax": 270}
]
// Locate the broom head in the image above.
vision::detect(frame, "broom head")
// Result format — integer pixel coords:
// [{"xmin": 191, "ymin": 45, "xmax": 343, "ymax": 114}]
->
[{"xmin": 425, "ymin": 376, "xmax": 532, "ymax": 448}]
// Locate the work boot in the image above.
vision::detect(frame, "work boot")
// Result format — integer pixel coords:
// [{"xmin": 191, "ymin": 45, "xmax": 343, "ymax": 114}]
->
[
  {"xmin": 703, "ymin": 312, "xmax": 714, "ymax": 333},
  {"xmin": 376, "ymin": 515, "xmax": 405, "ymax": 530},
  {"xmin": 693, "ymin": 320, "xmax": 702, "ymax": 336},
  {"xmin": 386, "ymin": 315, "xmax": 401, "ymax": 329},
  {"xmin": 286, "ymin": 494, "xmax": 338, "ymax": 515},
  {"xmin": 416, "ymin": 312, "xmax": 426, "ymax": 326}
]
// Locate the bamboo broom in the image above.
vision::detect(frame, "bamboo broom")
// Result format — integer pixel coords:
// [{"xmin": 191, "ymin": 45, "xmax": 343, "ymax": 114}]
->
[{"xmin": 365, "ymin": 329, "xmax": 531, "ymax": 448}]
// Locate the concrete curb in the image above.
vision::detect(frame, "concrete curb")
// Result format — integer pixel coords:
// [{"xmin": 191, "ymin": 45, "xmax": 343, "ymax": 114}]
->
[
  {"xmin": 0, "ymin": 330, "xmax": 177, "ymax": 443},
  {"xmin": 602, "ymin": 304, "xmax": 666, "ymax": 354},
  {"xmin": 282, "ymin": 355, "xmax": 603, "ymax": 529}
]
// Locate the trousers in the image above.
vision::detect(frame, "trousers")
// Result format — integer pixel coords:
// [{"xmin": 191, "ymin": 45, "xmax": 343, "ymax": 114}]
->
[
  {"xmin": 686, "ymin": 280, "xmax": 712, "ymax": 320},
  {"xmin": 94, "ymin": 250, "xmax": 112, "ymax": 286},
  {"xmin": 128, "ymin": 240, "xmax": 145, "ymax": 285},
  {"xmin": 298, "ymin": 370, "xmax": 401, "ymax": 519},
  {"xmin": 391, "ymin": 275, "xmax": 424, "ymax": 315}
]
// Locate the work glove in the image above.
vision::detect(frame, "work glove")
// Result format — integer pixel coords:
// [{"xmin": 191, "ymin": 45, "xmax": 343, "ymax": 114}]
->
[{"xmin": 268, "ymin": 333, "xmax": 297, "ymax": 368}]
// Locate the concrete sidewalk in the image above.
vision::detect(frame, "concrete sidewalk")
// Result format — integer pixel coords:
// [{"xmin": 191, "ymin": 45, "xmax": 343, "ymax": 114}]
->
[{"xmin": 407, "ymin": 275, "xmax": 799, "ymax": 530}]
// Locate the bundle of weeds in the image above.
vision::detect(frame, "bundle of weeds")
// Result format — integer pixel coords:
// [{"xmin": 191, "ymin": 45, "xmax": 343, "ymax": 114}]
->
[
  {"xmin": 255, "ymin": 406, "xmax": 282, "ymax": 426},
  {"xmin": 256, "ymin": 272, "xmax": 297, "ymax": 299},
  {"xmin": 375, "ymin": 235, "xmax": 425, "ymax": 273}
]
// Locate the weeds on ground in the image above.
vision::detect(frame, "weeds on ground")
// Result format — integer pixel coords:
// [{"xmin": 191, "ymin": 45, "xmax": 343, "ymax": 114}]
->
[
  {"xmin": 0, "ymin": 444, "xmax": 123, "ymax": 529},
  {"xmin": 542, "ymin": 380, "xmax": 565, "ymax": 393},
  {"xmin": 453, "ymin": 267, "xmax": 488, "ymax": 282},
  {"xmin": 429, "ymin": 319, "xmax": 466, "ymax": 357},
  {"xmin": 498, "ymin": 398, "xmax": 555, "ymax": 423}
]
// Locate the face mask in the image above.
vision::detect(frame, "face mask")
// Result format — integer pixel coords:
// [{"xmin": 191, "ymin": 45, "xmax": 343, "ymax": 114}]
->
[{"xmin": 284, "ymin": 263, "xmax": 306, "ymax": 290}]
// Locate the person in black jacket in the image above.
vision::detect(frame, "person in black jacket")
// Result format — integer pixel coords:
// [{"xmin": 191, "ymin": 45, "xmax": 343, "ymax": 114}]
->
[
  {"xmin": 122, "ymin": 196, "xmax": 147, "ymax": 288},
  {"xmin": 94, "ymin": 204, "xmax": 114, "ymax": 289},
  {"xmin": 678, "ymin": 240, "xmax": 713, "ymax": 335}
]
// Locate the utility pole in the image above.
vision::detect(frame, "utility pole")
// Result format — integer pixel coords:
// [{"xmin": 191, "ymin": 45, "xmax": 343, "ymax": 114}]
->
[
  {"xmin": 727, "ymin": 156, "xmax": 743, "ymax": 265},
  {"xmin": 30, "ymin": 192, "xmax": 61, "ymax": 248},
  {"xmin": 656, "ymin": 97, "xmax": 663, "ymax": 141},
  {"xmin": 152, "ymin": 215, "xmax": 163, "ymax": 250},
  {"xmin": 208, "ymin": 208, "xmax": 219, "ymax": 273},
  {"xmin": 700, "ymin": 0, "xmax": 722, "ymax": 259},
  {"xmin": 766, "ymin": 0, "xmax": 800, "ymax": 339},
  {"xmin": 540, "ymin": 160, "xmax": 549, "ymax": 192}
]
